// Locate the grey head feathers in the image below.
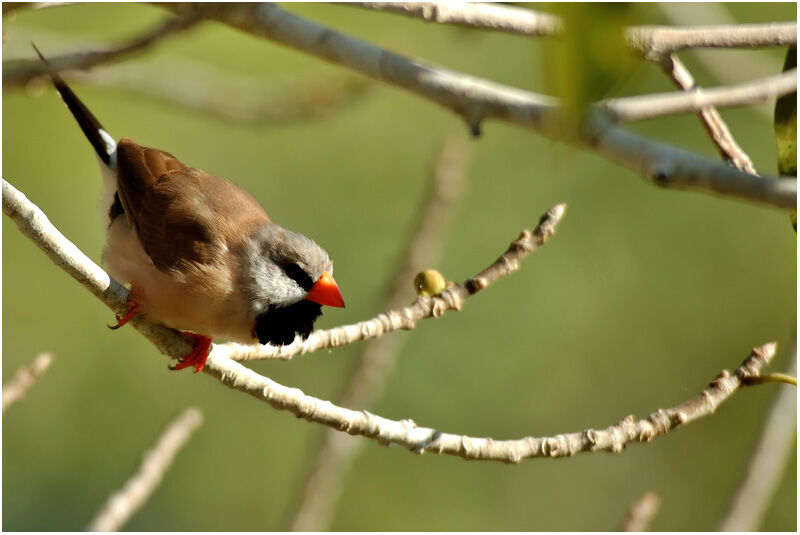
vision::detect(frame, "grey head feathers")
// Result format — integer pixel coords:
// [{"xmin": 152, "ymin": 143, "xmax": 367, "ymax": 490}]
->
[
  {"xmin": 244, "ymin": 223, "xmax": 333, "ymax": 345},
  {"xmin": 243, "ymin": 222, "xmax": 333, "ymax": 314}
]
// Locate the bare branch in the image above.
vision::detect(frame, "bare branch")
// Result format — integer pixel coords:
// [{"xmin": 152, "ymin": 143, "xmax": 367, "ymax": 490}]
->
[
  {"xmin": 217, "ymin": 203, "xmax": 564, "ymax": 362},
  {"xmin": 720, "ymin": 344, "xmax": 798, "ymax": 531},
  {"xmin": 656, "ymin": 4, "xmax": 781, "ymax": 121},
  {"xmin": 156, "ymin": 3, "xmax": 795, "ymax": 208},
  {"xmin": 2, "ymin": 352, "xmax": 54, "ymax": 413},
  {"xmin": 350, "ymin": 2, "xmax": 562, "ymax": 37},
  {"xmin": 287, "ymin": 136, "xmax": 469, "ymax": 531},
  {"xmin": 655, "ymin": 54, "xmax": 756, "ymax": 174},
  {"xmin": 69, "ymin": 61, "xmax": 371, "ymax": 125},
  {"xmin": 627, "ymin": 22, "xmax": 797, "ymax": 61},
  {"xmin": 3, "ymin": 14, "xmax": 199, "ymax": 87},
  {"xmin": 604, "ymin": 69, "xmax": 797, "ymax": 123},
  {"xmin": 620, "ymin": 491, "xmax": 662, "ymax": 532},
  {"xmin": 204, "ymin": 342, "xmax": 779, "ymax": 462},
  {"xmin": 584, "ymin": 114, "xmax": 794, "ymax": 207},
  {"xmin": 350, "ymin": 1, "xmax": 796, "ymax": 60},
  {"xmin": 86, "ymin": 408, "xmax": 204, "ymax": 532}
]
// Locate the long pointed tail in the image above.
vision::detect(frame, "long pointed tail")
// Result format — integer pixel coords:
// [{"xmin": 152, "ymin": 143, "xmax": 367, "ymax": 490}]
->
[{"xmin": 32, "ymin": 43, "xmax": 117, "ymax": 167}]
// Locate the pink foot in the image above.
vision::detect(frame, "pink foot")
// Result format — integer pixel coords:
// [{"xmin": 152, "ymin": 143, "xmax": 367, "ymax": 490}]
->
[
  {"xmin": 108, "ymin": 299, "xmax": 139, "ymax": 330},
  {"xmin": 170, "ymin": 333, "xmax": 213, "ymax": 373}
]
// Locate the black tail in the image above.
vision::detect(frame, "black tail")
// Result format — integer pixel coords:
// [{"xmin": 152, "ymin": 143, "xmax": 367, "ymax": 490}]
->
[{"xmin": 32, "ymin": 43, "xmax": 115, "ymax": 166}]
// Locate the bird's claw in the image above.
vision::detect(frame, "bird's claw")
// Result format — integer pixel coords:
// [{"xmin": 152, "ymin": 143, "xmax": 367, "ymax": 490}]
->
[
  {"xmin": 170, "ymin": 333, "xmax": 213, "ymax": 373},
  {"xmin": 108, "ymin": 299, "xmax": 139, "ymax": 330}
]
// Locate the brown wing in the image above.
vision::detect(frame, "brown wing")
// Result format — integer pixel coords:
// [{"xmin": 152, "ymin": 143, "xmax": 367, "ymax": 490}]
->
[{"xmin": 115, "ymin": 138, "xmax": 270, "ymax": 270}]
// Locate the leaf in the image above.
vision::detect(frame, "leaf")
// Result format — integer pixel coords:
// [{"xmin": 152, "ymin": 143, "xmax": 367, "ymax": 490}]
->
[{"xmin": 774, "ymin": 47, "xmax": 796, "ymax": 229}]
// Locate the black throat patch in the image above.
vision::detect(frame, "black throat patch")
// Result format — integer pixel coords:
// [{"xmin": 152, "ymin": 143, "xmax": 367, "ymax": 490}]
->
[{"xmin": 254, "ymin": 300, "xmax": 322, "ymax": 346}]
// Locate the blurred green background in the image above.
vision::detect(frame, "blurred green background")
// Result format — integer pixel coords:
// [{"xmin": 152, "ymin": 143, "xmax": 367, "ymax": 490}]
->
[{"xmin": 3, "ymin": 3, "xmax": 796, "ymax": 531}]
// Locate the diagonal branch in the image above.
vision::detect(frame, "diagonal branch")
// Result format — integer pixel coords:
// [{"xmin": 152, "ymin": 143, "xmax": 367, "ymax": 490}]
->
[
  {"xmin": 2, "ymin": 179, "xmax": 196, "ymax": 361},
  {"xmin": 2, "ymin": 352, "xmax": 54, "ymax": 413},
  {"xmin": 204, "ymin": 342, "xmax": 779, "ymax": 462},
  {"xmin": 86, "ymin": 407, "xmax": 204, "ymax": 532},
  {"xmin": 620, "ymin": 491, "xmax": 662, "ymax": 532},
  {"xmin": 3, "ymin": 14, "xmax": 199, "ymax": 87},
  {"xmin": 155, "ymin": 3, "xmax": 795, "ymax": 209},
  {"xmin": 655, "ymin": 54, "xmax": 756, "ymax": 174}
]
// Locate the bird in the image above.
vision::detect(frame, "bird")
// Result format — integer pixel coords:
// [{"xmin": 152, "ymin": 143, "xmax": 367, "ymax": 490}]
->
[{"xmin": 34, "ymin": 45, "xmax": 345, "ymax": 373}]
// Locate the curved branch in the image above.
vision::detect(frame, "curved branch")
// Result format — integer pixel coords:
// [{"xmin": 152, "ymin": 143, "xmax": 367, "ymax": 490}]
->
[
  {"xmin": 3, "ymin": 14, "xmax": 199, "ymax": 87},
  {"xmin": 205, "ymin": 342, "xmax": 778, "ymax": 462},
  {"xmin": 156, "ymin": 3, "xmax": 795, "ymax": 209}
]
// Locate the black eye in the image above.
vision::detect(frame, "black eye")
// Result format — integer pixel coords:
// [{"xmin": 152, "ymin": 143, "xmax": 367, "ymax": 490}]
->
[{"xmin": 284, "ymin": 262, "xmax": 313, "ymax": 291}]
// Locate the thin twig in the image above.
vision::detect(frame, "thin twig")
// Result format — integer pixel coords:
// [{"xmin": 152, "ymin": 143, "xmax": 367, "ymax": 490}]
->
[
  {"xmin": 655, "ymin": 54, "xmax": 756, "ymax": 174},
  {"xmin": 3, "ymin": 14, "xmax": 199, "ymax": 87},
  {"xmin": 156, "ymin": 3, "xmax": 795, "ymax": 209},
  {"xmin": 69, "ymin": 60, "xmax": 371, "ymax": 125},
  {"xmin": 350, "ymin": 2, "xmax": 563, "ymax": 37},
  {"xmin": 86, "ymin": 408, "xmax": 203, "ymax": 532},
  {"xmin": 216, "ymin": 202, "xmax": 564, "ymax": 362},
  {"xmin": 2, "ymin": 352, "xmax": 54, "ymax": 413},
  {"xmin": 604, "ymin": 69, "xmax": 796, "ymax": 123},
  {"xmin": 620, "ymin": 491, "xmax": 662, "ymax": 532},
  {"xmin": 287, "ymin": 136, "xmax": 469, "ymax": 531},
  {"xmin": 719, "ymin": 343, "xmax": 797, "ymax": 531}
]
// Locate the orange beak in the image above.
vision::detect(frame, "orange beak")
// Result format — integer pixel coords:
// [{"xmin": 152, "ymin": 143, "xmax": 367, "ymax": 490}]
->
[{"xmin": 305, "ymin": 271, "xmax": 345, "ymax": 308}]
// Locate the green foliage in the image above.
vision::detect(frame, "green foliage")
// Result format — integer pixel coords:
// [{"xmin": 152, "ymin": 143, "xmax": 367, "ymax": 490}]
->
[
  {"xmin": 774, "ymin": 47, "xmax": 797, "ymax": 229},
  {"xmin": 542, "ymin": 3, "xmax": 639, "ymax": 122}
]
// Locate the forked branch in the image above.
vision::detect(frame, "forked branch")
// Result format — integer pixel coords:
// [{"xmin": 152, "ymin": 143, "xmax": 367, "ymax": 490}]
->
[{"xmin": 156, "ymin": 3, "xmax": 796, "ymax": 209}]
